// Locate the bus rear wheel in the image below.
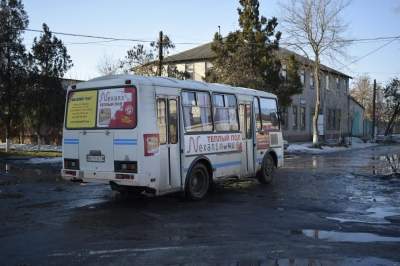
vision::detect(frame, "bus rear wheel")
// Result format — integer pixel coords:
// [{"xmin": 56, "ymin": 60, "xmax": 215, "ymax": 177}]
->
[
  {"xmin": 257, "ymin": 153, "xmax": 276, "ymax": 184},
  {"xmin": 185, "ymin": 163, "xmax": 210, "ymax": 200}
]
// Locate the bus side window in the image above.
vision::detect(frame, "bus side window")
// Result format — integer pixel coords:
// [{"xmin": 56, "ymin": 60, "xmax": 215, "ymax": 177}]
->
[
  {"xmin": 239, "ymin": 104, "xmax": 245, "ymax": 138},
  {"xmin": 168, "ymin": 99, "xmax": 178, "ymax": 144},
  {"xmin": 245, "ymin": 104, "xmax": 252, "ymax": 139},
  {"xmin": 212, "ymin": 94, "xmax": 238, "ymax": 132},
  {"xmin": 157, "ymin": 98, "xmax": 167, "ymax": 144},
  {"xmin": 260, "ymin": 98, "xmax": 279, "ymax": 130},
  {"xmin": 253, "ymin": 97, "xmax": 262, "ymax": 132},
  {"xmin": 182, "ymin": 91, "xmax": 212, "ymax": 132}
]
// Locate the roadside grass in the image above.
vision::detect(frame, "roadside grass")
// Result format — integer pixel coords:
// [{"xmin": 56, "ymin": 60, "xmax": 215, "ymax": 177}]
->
[{"xmin": 0, "ymin": 150, "xmax": 61, "ymax": 158}]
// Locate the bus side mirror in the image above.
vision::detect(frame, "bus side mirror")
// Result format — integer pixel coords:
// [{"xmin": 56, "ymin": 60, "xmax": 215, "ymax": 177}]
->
[
  {"xmin": 277, "ymin": 110, "xmax": 282, "ymax": 121},
  {"xmin": 273, "ymin": 112, "xmax": 281, "ymax": 126}
]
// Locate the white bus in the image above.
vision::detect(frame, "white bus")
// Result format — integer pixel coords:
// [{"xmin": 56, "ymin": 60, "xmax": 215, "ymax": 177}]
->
[{"xmin": 62, "ymin": 75, "xmax": 284, "ymax": 200}]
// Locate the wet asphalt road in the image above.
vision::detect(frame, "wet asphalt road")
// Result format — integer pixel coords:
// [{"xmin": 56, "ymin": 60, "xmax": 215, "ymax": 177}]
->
[{"xmin": 1, "ymin": 144, "xmax": 400, "ymax": 265}]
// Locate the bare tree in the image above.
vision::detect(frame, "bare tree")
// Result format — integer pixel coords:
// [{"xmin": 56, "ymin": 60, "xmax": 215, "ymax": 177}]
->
[
  {"xmin": 281, "ymin": 0, "xmax": 349, "ymax": 146},
  {"xmin": 384, "ymin": 77, "xmax": 400, "ymax": 136},
  {"xmin": 351, "ymin": 75, "xmax": 373, "ymax": 117},
  {"xmin": 97, "ymin": 53, "xmax": 121, "ymax": 76}
]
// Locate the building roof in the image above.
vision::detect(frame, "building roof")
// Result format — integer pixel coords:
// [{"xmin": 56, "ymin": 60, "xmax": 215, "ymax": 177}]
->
[
  {"xmin": 163, "ymin": 42, "xmax": 352, "ymax": 79},
  {"xmin": 163, "ymin": 42, "xmax": 214, "ymax": 63}
]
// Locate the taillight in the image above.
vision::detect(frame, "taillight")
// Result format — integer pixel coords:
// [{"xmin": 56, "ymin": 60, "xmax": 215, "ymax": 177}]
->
[
  {"xmin": 114, "ymin": 161, "xmax": 137, "ymax": 173},
  {"xmin": 64, "ymin": 158, "xmax": 79, "ymax": 170},
  {"xmin": 144, "ymin": 133, "xmax": 159, "ymax": 156}
]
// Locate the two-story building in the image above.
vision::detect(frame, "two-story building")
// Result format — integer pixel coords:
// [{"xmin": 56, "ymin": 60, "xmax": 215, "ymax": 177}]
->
[{"xmin": 161, "ymin": 42, "xmax": 352, "ymax": 142}]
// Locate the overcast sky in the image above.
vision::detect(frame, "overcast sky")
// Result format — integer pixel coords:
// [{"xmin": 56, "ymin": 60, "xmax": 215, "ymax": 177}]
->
[{"xmin": 22, "ymin": 0, "xmax": 400, "ymax": 85}]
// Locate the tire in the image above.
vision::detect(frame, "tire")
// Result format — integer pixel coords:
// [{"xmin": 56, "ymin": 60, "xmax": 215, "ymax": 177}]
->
[
  {"xmin": 257, "ymin": 153, "xmax": 276, "ymax": 184},
  {"xmin": 185, "ymin": 163, "xmax": 210, "ymax": 200}
]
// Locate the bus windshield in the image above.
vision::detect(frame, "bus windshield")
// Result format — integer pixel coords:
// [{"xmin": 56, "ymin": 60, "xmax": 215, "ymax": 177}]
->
[{"xmin": 65, "ymin": 87, "xmax": 137, "ymax": 129}]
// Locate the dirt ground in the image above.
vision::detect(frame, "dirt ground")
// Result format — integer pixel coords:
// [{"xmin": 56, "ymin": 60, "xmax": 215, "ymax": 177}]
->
[{"xmin": 1, "ymin": 144, "xmax": 400, "ymax": 265}]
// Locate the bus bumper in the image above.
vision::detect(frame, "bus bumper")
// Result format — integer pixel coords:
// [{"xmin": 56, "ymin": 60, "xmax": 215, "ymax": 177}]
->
[{"xmin": 61, "ymin": 169, "xmax": 152, "ymax": 187}]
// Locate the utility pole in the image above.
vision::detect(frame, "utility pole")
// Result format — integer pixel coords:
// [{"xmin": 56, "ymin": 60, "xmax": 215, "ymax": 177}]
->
[
  {"xmin": 157, "ymin": 31, "xmax": 163, "ymax": 76},
  {"xmin": 372, "ymin": 79, "xmax": 377, "ymax": 140}
]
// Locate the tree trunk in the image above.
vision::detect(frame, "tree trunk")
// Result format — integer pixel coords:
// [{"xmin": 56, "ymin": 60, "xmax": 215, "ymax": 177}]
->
[
  {"xmin": 36, "ymin": 128, "xmax": 41, "ymax": 152},
  {"xmin": 312, "ymin": 56, "xmax": 321, "ymax": 146},
  {"xmin": 385, "ymin": 102, "xmax": 400, "ymax": 136},
  {"xmin": 5, "ymin": 117, "xmax": 11, "ymax": 153}
]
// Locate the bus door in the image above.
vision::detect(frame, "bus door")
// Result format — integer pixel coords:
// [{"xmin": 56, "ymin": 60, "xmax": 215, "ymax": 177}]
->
[
  {"xmin": 156, "ymin": 96, "xmax": 181, "ymax": 190},
  {"xmin": 239, "ymin": 103, "xmax": 254, "ymax": 177}
]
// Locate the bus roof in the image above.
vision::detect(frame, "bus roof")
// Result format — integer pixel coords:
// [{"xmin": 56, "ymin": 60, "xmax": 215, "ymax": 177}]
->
[{"xmin": 73, "ymin": 74, "xmax": 278, "ymax": 99}]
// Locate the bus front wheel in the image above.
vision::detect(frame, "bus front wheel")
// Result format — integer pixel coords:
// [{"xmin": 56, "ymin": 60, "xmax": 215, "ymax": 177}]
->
[
  {"xmin": 257, "ymin": 153, "xmax": 276, "ymax": 184},
  {"xmin": 185, "ymin": 163, "xmax": 210, "ymax": 200}
]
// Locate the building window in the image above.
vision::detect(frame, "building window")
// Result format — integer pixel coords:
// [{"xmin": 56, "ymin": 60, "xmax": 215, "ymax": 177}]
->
[
  {"xmin": 336, "ymin": 109, "xmax": 341, "ymax": 130},
  {"xmin": 300, "ymin": 106, "xmax": 306, "ymax": 130},
  {"xmin": 205, "ymin": 62, "xmax": 213, "ymax": 73},
  {"xmin": 310, "ymin": 72, "xmax": 314, "ymax": 89},
  {"xmin": 300, "ymin": 69, "xmax": 305, "ymax": 85},
  {"xmin": 329, "ymin": 109, "xmax": 335, "ymax": 130},
  {"xmin": 185, "ymin": 63, "xmax": 194, "ymax": 80},
  {"xmin": 212, "ymin": 93, "xmax": 238, "ymax": 131},
  {"xmin": 327, "ymin": 108, "xmax": 341, "ymax": 130},
  {"xmin": 336, "ymin": 77, "xmax": 340, "ymax": 90},
  {"xmin": 281, "ymin": 107, "xmax": 289, "ymax": 129},
  {"xmin": 292, "ymin": 105, "xmax": 298, "ymax": 129},
  {"xmin": 325, "ymin": 75, "xmax": 330, "ymax": 90},
  {"xmin": 182, "ymin": 91, "xmax": 212, "ymax": 132},
  {"xmin": 281, "ymin": 64, "xmax": 287, "ymax": 80}
]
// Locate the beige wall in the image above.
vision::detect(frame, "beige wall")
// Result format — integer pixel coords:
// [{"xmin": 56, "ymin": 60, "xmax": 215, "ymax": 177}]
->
[{"xmin": 167, "ymin": 62, "xmax": 207, "ymax": 81}]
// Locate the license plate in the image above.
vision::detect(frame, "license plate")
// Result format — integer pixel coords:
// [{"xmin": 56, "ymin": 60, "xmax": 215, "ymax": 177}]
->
[{"xmin": 87, "ymin": 155, "xmax": 105, "ymax": 162}]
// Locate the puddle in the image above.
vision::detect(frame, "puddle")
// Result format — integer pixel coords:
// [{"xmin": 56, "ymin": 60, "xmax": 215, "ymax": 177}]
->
[
  {"xmin": 301, "ymin": 229, "xmax": 400, "ymax": 242},
  {"xmin": 0, "ymin": 163, "xmax": 10, "ymax": 174},
  {"xmin": 326, "ymin": 206, "xmax": 400, "ymax": 224},
  {"xmin": 371, "ymin": 154, "xmax": 400, "ymax": 177},
  {"xmin": 0, "ymin": 161, "xmax": 61, "ymax": 183}
]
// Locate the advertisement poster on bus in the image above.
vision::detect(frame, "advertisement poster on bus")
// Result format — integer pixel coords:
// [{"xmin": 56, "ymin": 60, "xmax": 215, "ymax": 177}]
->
[
  {"xmin": 184, "ymin": 133, "xmax": 242, "ymax": 155},
  {"xmin": 66, "ymin": 90, "xmax": 97, "ymax": 128},
  {"xmin": 97, "ymin": 88, "xmax": 136, "ymax": 128}
]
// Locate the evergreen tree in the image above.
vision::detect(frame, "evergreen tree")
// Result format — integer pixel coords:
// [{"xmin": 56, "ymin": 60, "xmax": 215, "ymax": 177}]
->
[
  {"xmin": 0, "ymin": 0, "xmax": 29, "ymax": 149},
  {"xmin": 28, "ymin": 23, "xmax": 72, "ymax": 146},
  {"xmin": 205, "ymin": 0, "xmax": 302, "ymax": 105}
]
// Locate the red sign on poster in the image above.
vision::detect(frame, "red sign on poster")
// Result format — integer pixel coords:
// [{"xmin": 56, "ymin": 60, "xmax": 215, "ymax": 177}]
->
[{"xmin": 97, "ymin": 87, "xmax": 137, "ymax": 128}]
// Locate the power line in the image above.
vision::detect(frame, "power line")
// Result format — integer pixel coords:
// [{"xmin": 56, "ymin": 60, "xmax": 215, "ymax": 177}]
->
[
  {"xmin": 22, "ymin": 28, "xmax": 203, "ymax": 45},
  {"xmin": 20, "ymin": 27, "xmax": 400, "ymax": 46},
  {"xmin": 339, "ymin": 36, "xmax": 400, "ymax": 70},
  {"xmin": 2, "ymin": 27, "xmax": 400, "ymax": 49}
]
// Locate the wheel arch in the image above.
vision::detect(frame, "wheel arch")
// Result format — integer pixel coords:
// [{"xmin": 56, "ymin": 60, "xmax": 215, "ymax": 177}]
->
[
  {"xmin": 267, "ymin": 149, "xmax": 278, "ymax": 167},
  {"xmin": 185, "ymin": 156, "xmax": 213, "ymax": 186}
]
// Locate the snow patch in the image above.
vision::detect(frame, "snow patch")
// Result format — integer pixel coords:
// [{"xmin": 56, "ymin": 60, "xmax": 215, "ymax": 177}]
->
[
  {"xmin": 26, "ymin": 157, "xmax": 62, "ymax": 164},
  {"xmin": 286, "ymin": 137, "xmax": 378, "ymax": 154},
  {"xmin": 0, "ymin": 143, "xmax": 61, "ymax": 152}
]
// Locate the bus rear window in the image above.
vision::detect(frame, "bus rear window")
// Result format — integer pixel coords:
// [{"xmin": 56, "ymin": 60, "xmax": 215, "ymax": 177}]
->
[{"xmin": 65, "ymin": 87, "xmax": 137, "ymax": 129}]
